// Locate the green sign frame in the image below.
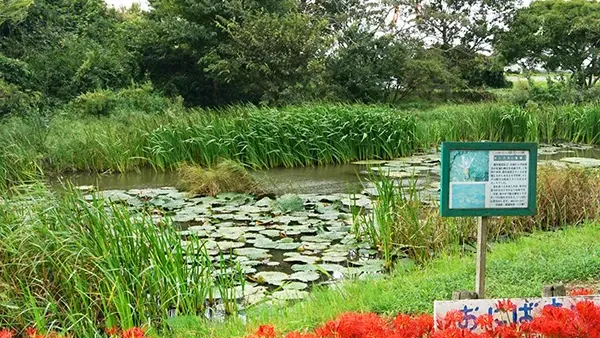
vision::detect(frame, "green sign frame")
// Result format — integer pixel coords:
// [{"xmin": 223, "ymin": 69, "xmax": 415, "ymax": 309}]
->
[{"xmin": 440, "ymin": 142, "xmax": 538, "ymax": 217}]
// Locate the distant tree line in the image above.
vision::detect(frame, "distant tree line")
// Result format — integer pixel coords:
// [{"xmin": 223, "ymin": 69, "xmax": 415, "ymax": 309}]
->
[{"xmin": 1, "ymin": 0, "xmax": 599, "ymax": 115}]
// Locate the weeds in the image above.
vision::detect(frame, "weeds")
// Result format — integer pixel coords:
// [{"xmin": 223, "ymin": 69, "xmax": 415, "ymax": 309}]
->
[
  {"xmin": 177, "ymin": 161, "xmax": 262, "ymax": 196},
  {"xmin": 0, "ymin": 184, "xmax": 245, "ymax": 334},
  {"xmin": 354, "ymin": 166, "xmax": 600, "ymax": 267}
]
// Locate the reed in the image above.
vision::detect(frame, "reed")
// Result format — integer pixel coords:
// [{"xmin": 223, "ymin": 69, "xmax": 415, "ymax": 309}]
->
[{"xmin": 0, "ymin": 184, "xmax": 244, "ymax": 335}]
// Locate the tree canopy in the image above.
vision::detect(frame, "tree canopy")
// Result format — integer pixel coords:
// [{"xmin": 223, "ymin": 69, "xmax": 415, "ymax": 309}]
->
[
  {"xmin": 499, "ymin": 0, "xmax": 600, "ymax": 88},
  {"xmin": 7, "ymin": 0, "xmax": 600, "ymax": 116}
]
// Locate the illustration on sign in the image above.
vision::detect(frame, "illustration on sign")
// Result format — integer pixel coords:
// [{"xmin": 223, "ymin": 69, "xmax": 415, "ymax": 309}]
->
[
  {"xmin": 434, "ymin": 296, "xmax": 600, "ymax": 331},
  {"xmin": 449, "ymin": 150, "xmax": 529, "ymax": 209}
]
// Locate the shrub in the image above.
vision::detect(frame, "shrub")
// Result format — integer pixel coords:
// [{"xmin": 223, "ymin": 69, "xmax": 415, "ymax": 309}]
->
[
  {"xmin": 177, "ymin": 160, "xmax": 262, "ymax": 196},
  {"xmin": 68, "ymin": 83, "xmax": 182, "ymax": 116}
]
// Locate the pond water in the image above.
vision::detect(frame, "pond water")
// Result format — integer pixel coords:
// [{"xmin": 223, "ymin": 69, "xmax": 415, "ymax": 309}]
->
[{"xmin": 52, "ymin": 143, "xmax": 600, "ymax": 307}]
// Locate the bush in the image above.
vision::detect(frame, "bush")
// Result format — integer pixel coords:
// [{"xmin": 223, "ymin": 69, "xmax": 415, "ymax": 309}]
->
[
  {"xmin": 0, "ymin": 79, "xmax": 40, "ymax": 117},
  {"xmin": 177, "ymin": 160, "xmax": 262, "ymax": 196},
  {"xmin": 68, "ymin": 83, "xmax": 182, "ymax": 116}
]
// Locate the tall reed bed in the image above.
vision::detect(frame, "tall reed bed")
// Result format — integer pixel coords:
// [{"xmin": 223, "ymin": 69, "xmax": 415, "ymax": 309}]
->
[
  {"xmin": 415, "ymin": 103, "xmax": 600, "ymax": 147},
  {"xmin": 0, "ymin": 105, "xmax": 417, "ymax": 189},
  {"xmin": 0, "ymin": 184, "xmax": 242, "ymax": 335},
  {"xmin": 3, "ymin": 103, "xmax": 600, "ymax": 192},
  {"xmin": 354, "ymin": 166, "xmax": 600, "ymax": 267}
]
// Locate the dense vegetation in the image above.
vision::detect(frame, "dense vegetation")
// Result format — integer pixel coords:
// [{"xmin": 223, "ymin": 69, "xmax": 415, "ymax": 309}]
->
[{"xmin": 2, "ymin": 0, "xmax": 599, "ymax": 117}]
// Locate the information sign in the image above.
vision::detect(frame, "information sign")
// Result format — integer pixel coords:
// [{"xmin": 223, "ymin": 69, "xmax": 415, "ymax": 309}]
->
[{"xmin": 440, "ymin": 142, "xmax": 537, "ymax": 217}]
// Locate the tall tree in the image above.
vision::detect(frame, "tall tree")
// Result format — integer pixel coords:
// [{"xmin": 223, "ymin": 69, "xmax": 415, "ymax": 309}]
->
[{"xmin": 498, "ymin": 0, "xmax": 600, "ymax": 88}]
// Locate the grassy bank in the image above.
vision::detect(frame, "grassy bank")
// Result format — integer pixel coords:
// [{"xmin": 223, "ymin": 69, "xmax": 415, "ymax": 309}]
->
[
  {"xmin": 3, "ymin": 103, "xmax": 600, "ymax": 190},
  {"xmin": 0, "ymin": 105, "xmax": 417, "ymax": 189},
  {"xmin": 2, "ymin": 103, "xmax": 600, "ymax": 187},
  {"xmin": 177, "ymin": 223, "xmax": 600, "ymax": 337}
]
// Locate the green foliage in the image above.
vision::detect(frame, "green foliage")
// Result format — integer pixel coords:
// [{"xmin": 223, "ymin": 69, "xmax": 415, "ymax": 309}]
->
[
  {"xmin": 0, "ymin": 185, "xmax": 245, "ymax": 333},
  {"xmin": 204, "ymin": 12, "xmax": 331, "ymax": 104},
  {"xmin": 69, "ymin": 84, "xmax": 182, "ymax": 116},
  {"xmin": 182, "ymin": 224, "xmax": 600, "ymax": 337},
  {"xmin": 0, "ymin": 78, "xmax": 40, "ymax": 117},
  {"xmin": 498, "ymin": 0, "xmax": 600, "ymax": 88}
]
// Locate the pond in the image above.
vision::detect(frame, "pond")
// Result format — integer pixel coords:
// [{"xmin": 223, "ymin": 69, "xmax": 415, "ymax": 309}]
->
[{"xmin": 52, "ymin": 143, "xmax": 600, "ymax": 310}]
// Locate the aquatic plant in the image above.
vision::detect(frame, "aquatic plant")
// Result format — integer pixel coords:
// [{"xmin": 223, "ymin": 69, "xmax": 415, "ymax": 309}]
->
[
  {"xmin": 276, "ymin": 194, "xmax": 305, "ymax": 213},
  {"xmin": 177, "ymin": 160, "xmax": 262, "ymax": 196}
]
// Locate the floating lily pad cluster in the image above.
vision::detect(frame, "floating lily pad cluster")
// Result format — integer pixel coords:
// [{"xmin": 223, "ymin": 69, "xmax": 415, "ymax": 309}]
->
[
  {"xmin": 84, "ymin": 188, "xmax": 382, "ymax": 303},
  {"xmin": 81, "ymin": 143, "xmax": 598, "ymax": 305}
]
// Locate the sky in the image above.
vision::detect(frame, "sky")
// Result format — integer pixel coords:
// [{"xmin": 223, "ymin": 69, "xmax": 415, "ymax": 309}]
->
[{"xmin": 105, "ymin": 0, "xmax": 149, "ymax": 9}]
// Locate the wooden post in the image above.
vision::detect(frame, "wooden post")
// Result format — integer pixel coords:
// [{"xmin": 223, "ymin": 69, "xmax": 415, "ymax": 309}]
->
[{"xmin": 476, "ymin": 216, "xmax": 489, "ymax": 299}]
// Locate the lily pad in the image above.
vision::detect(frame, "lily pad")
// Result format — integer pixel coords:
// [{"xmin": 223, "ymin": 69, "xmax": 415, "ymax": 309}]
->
[
  {"xmin": 271, "ymin": 290, "xmax": 309, "ymax": 301},
  {"xmin": 291, "ymin": 264, "xmax": 318, "ymax": 272},
  {"xmin": 284, "ymin": 255, "xmax": 320, "ymax": 264},
  {"xmin": 282, "ymin": 282, "xmax": 309, "ymax": 290},
  {"xmin": 215, "ymin": 241, "xmax": 245, "ymax": 251},
  {"xmin": 253, "ymin": 271, "xmax": 289, "ymax": 285},
  {"xmin": 560, "ymin": 157, "xmax": 600, "ymax": 167},
  {"xmin": 233, "ymin": 248, "xmax": 272, "ymax": 260},
  {"xmin": 289, "ymin": 271, "xmax": 320, "ymax": 282}
]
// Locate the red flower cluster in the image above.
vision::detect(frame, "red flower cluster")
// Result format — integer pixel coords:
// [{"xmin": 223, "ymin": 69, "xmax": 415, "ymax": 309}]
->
[
  {"xmin": 246, "ymin": 300, "xmax": 600, "ymax": 338},
  {"xmin": 105, "ymin": 327, "xmax": 147, "ymax": 338},
  {"xmin": 569, "ymin": 288, "xmax": 595, "ymax": 296}
]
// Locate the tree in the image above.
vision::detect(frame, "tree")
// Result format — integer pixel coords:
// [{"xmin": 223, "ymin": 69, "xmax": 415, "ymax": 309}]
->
[
  {"xmin": 498, "ymin": 0, "xmax": 600, "ymax": 88},
  {"xmin": 203, "ymin": 12, "xmax": 331, "ymax": 104},
  {"xmin": 391, "ymin": 0, "xmax": 518, "ymax": 53}
]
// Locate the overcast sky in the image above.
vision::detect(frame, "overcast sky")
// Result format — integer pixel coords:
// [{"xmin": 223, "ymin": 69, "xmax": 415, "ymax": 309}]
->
[{"xmin": 105, "ymin": 0, "xmax": 149, "ymax": 9}]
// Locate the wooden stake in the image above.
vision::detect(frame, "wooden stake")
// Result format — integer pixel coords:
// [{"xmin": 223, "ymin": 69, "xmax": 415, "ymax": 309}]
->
[{"xmin": 476, "ymin": 216, "xmax": 489, "ymax": 299}]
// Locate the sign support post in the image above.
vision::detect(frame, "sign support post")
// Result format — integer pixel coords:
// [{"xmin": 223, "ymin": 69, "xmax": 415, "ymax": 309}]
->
[{"xmin": 475, "ymin": 216, "xmax": 488, "ymax": 299}]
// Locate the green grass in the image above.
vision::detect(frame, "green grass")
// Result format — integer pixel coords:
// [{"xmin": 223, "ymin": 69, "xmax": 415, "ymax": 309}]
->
[
  {"xmin": 353, "ymin": 166, "xmax": 600, "ymax": 268},
  {"xmin": 174, "ymin": 223, "xmax": 600, "ymax": 337}
]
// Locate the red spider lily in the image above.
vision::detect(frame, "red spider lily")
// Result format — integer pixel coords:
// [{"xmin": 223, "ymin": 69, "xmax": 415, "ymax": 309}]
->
[
  {"xmin": 121, "ymin": 327, "xmax": 146, "ymax": 338},
  {"xmin": 284, "ymin": 332, "xmax": 318, "ymax": 338},
  {"xmin": 314, "ymin": 312, "xmax": 393, "ymax": 338},
  {"xmin": 531, "ymin": 305, "xmax": 579, "ymax": 338},
  {"xmin": 569, "ymin": 288, "xmax": 595, "ymax": 296},
  {"xmin": 0, "ymin": 329, "xmax": 14, "ymax": 338},
  {"xmin": 104, "ymin": 327, "xmax": 119, "ymax": 337},
  {"xmin": 495, "ymin": 300, "xmax": 517, "ymax": 313},
  {"xmin": 25, "ymin": 328, "xmax": 41, "ymax": 338},
  {"xmin": 393, "ymin": 313, "xmax": 434, "ymax": 338},
  {"xmin": 248, "ymin": 325, "xmax": 276, "ymax": 338},
  {"xmin": 476, "ymin": 314, "xmax": 494, "ymax": 331},
  {"xmin": 437, "ymin": 310, "xmax": 464, "ymax": 330}
]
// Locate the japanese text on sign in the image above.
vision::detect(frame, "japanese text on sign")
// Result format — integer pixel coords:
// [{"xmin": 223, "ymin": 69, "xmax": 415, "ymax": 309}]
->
[
  {"xmin": 448, "ymin": 150, "xmax": 530, "ymax": 209},
  {"xmin": 488, "ymin": 151, "xmax": 529, "ymax": 208},
  {"xmin": 434, "ymin": 296, "xmax": 600, "ymax": 331}
]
